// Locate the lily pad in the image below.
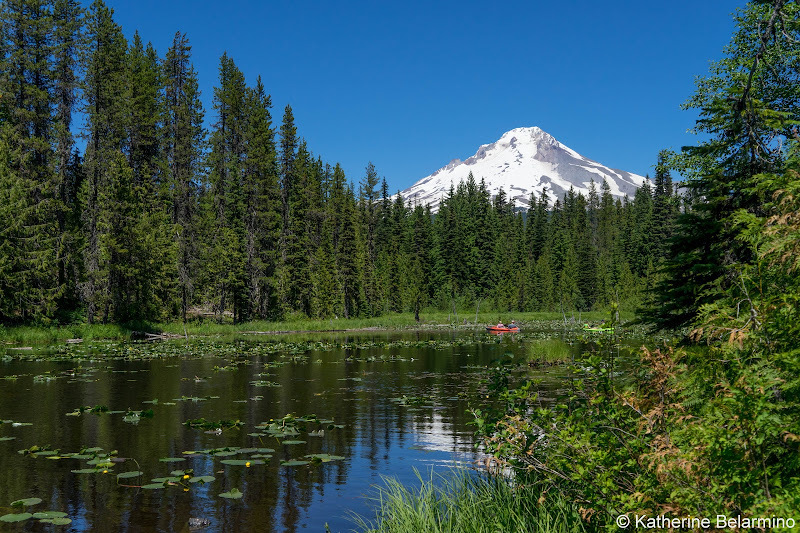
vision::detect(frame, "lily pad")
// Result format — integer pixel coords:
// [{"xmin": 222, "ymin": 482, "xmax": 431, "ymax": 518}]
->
[
  {"xmin": 141, "ymin": 483, "xmax": 166, "ymax": 490},
  {"xmin": 305, "ymin": 453, "xmax": 345, "ymax": 463},
  {"xmin": 220, "ymin": 459, "xmax": 264, "ymax": 466},
  {"xmin": 158, "ymin": 457, "xmax": 185, "ymax": 463},
  {"xmin": 188, "ymin": 475, "xmax": 215, "ymax": 484},
  {"xmin": 280, "ymin": 460, "xmax": 310, "ymax": 466},
  {"xmin": 218, "ymin": 488, "xmax": 243, "ymax": 499},
  {"xmin": 0, "ymin": 436, "xmax": 15, "ymax": 441},
  {"xmin": 150, "ymin": 477, "xmax": 181, "ymax": 483},
  {"xmin": 11, "ymin": 497, "xmax": 42, "ymax": 507},
  {"xmin": 32, "ymin": 512, "xmax": 68, "ymax": 519},
  {"xmin": 212, "ymin": 451, "xmax": 237, "ymax": 457},
  {"xmin": 116, "ymin": 471, "xmax": 143, "ymax": 479},
  {"xmin": 71, "ymin": 468, "xmax": 100, "ymax": 474},
  {"xmin": 87, "ymin": 460, "xmax": 114, "ymax": 468},
  {"xmin": 0, "ymin": 513, "xmax": 32, "ymax": 522},
  {"xmin": 281, "ymin": 440, "xmax": 306, "ymax": 445},
  {"xmin": 39, "ymin": 517, "xmax": 72, "ymax": 525}
]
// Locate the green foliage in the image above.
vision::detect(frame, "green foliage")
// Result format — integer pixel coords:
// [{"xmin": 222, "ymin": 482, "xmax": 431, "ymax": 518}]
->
[
  {"xmin": 470, "ymin": 339, "xmax": 800, "ymax": 526},
  {"xmin": 354, "ymin": 469, "xmax": 587, "ymax": 533},
  {"xmin": 645, "ymin": 0, "xmax": 800, "ymax": 330}
]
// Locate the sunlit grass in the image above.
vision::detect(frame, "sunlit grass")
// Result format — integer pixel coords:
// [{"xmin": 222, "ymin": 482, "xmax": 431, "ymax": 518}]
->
[
  {"xmin": 0, "ymin": 309, "xmax": 633, "ymax": 344},
  {"xmin": 353, "ymin": 469, "xmax": 588, "ymax": 533},
  {"xmin": 527, "ymin": 338, "xmax": 574, "ymax": 364}
]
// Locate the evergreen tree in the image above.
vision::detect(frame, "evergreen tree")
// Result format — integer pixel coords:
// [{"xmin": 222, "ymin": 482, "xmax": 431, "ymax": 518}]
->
[
  {"xmin": 336, "ymin": 180, "xmax": 362, "ymax": 318},
  {"xmin": 206, "ymin": 52, "xmax": 246, "ymax": 321},
  {"xmin": 81, "ymin": 0, "xmax": 129, "ymax": 322},
  {"xmin": 163, "ymin": 31, "xmax": 205, "ymax": 320},
  {"xmin": 242, "ymin": 76, "xmax": 280, "ymax": 319},
  {"xmin": 287, "ymin": 141, "xmax": 322, "ymax": 315},
  {"xmin": 530, "ymin": 187, "xmax": 550, "ymax": 260},
  {"xmin": 276, "ymin": 104, "xmax": 298, "ymax": 315},
  {"xmin": 0, "ymin": 0, "xmax": 63, "ymax": 320},
  {"xmin": 359, "ymin": 161, "xmax": 380, "ymax": 315},
  {"xmin": 627, "ymin": 183, "xmax": 654, "ymax": 277},
  {"xmin": 531, "ymin": 246, "xmax": 555, "ymax": 311},
  {"xmin": 405, "ymin": 203, "xmax": 432, "ymax": 320},
  {"xmin": 651, "ymin": 149, "xmax": 677, "ymax": 260},
  {"xmin": 52, "ymin": 0, "xmax": 83, "ymax": 313},
  {"xmin": 645, "ymin": 0, "xmax": 800, "ymax": 328},
  {"xmin": 0, "ymin": 124, "xmax": 25, "ymax": 319}
]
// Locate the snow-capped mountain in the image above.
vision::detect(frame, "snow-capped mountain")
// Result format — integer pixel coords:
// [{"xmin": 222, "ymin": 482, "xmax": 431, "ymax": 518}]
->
[{"xmin": 400, "ymin": 127, "xmax": 647, "ymax": 210}]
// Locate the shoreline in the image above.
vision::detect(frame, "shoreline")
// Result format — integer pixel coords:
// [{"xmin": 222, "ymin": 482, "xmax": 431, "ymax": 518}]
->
[{"xmin": 0, "ymin": 310, "xmax": 630, "ymax": 346}]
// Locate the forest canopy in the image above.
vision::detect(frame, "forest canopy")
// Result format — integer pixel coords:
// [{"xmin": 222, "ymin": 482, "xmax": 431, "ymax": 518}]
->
[{"xmin": 0, "ymin": 0, "xmax": 678, "ymax": 326}]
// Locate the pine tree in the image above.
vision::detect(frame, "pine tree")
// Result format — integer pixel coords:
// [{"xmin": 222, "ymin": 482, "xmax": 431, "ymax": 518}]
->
[
  {"xmin": 242, "ymin": 76, "xmax": 279, "ymax": 319},
  {"xmin": 0, "ymin": 124, "xmax": 25, "ymax": 319},
  {"xmin": 335, "ymin": 178, "xmax": 362, "ymax": 318},
  {"xmin": 206, "ymin": 52, "xmax": 247, "ymax": 321},
  {"xmin": 52, "ymin": 0, "xmax": 83, "ymax": 313},
  {"xmin": 359, "ymin": 162, "xmax": 381, "ymax": 315},
  {"xmin": 126, "ymin": 33, "xmax": 161, "ymax": 189},
  {"xmin": 287, "ymin": 141, "xmax": 321, "ymax": 315},
  {"xmin": 0, "ymin": 0, "xmax": 64, "ymax": 321},
  {"xmin": 81, "ymin": 0, "xmax": 128, "ymax": 322},
  {"xmin": 531, "ymin": 246, "xmax": 555, "ymax": 311},
  {"xmin": 651, "ymin": 150, "xmax": 677, "ymax": 260},
  {"xmin": 276, "ymin": 104, "xmax": 298, "ymax": 315},
  {"xmin": 405, "ymin": 203, "xmax": 432, "ymax": 320},
  {"xmin": 530, "ymin": 187, "xmax": 550, "ymax": 260},
  {"xmin": 645, "ymin": 1, "xmax": 800, "ymax": 329},
  {"xmin": 122, "ymin": 34, "xmax": 178, "ymax": 320},
  {"xmin": 163, "ymin": 31, "xmax": 206, "ymax": 320},
  {"xmin": 629, "ymin": 181, "xmax": 654, "ymax": 278}
]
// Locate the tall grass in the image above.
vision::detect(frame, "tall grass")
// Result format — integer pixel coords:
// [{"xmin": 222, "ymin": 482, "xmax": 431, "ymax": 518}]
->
[
  {"xmin": 527, "ymin": 338, "xmax": 574, "ymax": 365},
  {"xmin": 0, "ymin": 309, "xmax": 633, "ymax": 345},
  {"xmin": 353, "ymin": 469, "xmax": 588, "ymax": 533}
]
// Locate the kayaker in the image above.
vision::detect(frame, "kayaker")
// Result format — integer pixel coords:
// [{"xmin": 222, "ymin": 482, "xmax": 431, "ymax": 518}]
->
[
  {"xmin": 496, "ymin": 322, "xmax": 504, "ymax": 328},
  {"xmin": 510, "ymin": 320, "xmax": 517, "ymax": 328}
]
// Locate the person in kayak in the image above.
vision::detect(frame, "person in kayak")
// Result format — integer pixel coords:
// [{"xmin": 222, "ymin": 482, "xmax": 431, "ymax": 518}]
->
[
  {"xmin": 509, "ymin": 320, "xmax": 518, "ymax": 328},
  {"xmin": 496, "ymin": 322, "xmax": 505, "ymax": 328}
]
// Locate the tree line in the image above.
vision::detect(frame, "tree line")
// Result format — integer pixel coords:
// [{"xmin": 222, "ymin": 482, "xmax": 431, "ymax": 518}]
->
[{"xmin": 0, "ymin": 0, "xmax": 679, "ymax": 325}]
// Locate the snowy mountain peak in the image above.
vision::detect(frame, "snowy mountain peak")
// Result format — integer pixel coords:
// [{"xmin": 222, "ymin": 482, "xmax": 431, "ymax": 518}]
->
[{"xmin": 401, "ymin": 127, "xmax": 647, "ymax": 211}]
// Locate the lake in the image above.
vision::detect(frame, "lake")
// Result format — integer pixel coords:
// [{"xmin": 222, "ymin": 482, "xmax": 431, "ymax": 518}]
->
[{"xmin": 0, "ymin": 329, "xmax": 609, "ymax": 532}]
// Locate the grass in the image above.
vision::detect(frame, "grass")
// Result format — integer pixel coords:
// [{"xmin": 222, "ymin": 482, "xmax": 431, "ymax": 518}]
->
[
  {"xmin": 353, "ymin": 469, "xmax": 588, "ymax": 533},
  {"xmin": 527, "ymin": 338, "xmax": 575, "ymax": 365},
  {"xmin": 0, "ymin": 309, "xmax": 634, "ymax": 345}
]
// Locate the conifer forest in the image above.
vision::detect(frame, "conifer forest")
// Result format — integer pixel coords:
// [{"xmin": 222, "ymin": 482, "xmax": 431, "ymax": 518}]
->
[{"xmin": 0, "ymin": 0, "xmax": 680, "ymax": 327}]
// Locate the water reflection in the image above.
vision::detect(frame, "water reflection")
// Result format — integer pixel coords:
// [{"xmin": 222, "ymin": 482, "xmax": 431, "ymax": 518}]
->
[{"xmin": 0, "ymin": 330, "xmax": 632, "ymax": 531}]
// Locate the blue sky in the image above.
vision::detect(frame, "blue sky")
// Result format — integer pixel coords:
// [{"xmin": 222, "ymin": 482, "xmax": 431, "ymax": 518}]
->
[{"xmin": 101, "ymin": 0, "xmax": 746, "ymax": 192}]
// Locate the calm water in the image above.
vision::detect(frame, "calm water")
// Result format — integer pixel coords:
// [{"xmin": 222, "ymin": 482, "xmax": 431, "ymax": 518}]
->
[{"xmin": 0, "ymin": 330, "xmax": 586, "ymax": 532}]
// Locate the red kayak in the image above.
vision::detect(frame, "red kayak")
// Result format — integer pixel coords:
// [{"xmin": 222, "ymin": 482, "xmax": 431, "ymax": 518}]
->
[{"xmin": 486, "ymin": 325, "xmax": 520, "ymax": 333}]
